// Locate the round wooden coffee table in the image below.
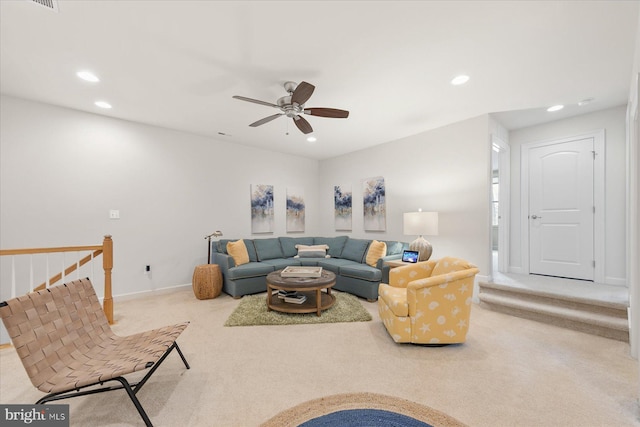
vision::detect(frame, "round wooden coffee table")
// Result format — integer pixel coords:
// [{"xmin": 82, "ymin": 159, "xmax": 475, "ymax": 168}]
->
[{"xmin": 266, "ymin": 269, "xmax": 336, "ymax": 316}]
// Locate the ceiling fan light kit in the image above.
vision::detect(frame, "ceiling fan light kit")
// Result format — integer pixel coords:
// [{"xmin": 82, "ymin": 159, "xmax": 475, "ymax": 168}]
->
[{"xmin": 233, "ymin": 81, "xmax": 349, "ymax": 135}]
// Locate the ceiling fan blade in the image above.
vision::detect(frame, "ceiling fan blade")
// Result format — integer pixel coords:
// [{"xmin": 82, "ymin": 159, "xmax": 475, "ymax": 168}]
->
[
  {"xmin": 293, "ymin": 115, "xmax": 313, "ymax": 134},
  {"xmin": 250, "ymin": 113, "xmax": 283, "ymax": 127},
  {"xmin": 303, "ymin": 108, "xmax": 349, "ymax": 119},
  {"xmin": 233, "ymin": 95, "xmax": 278, "ymax": 108},
  {"xmin": 291, "ymin": 81, "xmax": 315, "ymax": 106}
]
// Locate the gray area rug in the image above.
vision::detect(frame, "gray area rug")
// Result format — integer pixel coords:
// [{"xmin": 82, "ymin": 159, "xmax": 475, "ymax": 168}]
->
[{"xmin": 224, "ymin": 292, "xmax": 372, "ymax": 326}]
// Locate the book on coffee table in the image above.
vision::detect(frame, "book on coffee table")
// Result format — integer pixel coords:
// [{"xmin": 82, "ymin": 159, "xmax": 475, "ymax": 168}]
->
[
  {"xmin": 284, "ymin": 293, "xmax": 307, "ymax": 304},
  {"xmin": 277, "ymin": 290, "xmax": 299, "ymax": 299},
  {"xmin": 280, "ymin": 266, "xmax": 323, "ymax": 278}
]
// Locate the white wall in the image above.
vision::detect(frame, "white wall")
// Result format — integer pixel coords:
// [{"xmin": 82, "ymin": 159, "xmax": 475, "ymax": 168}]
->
[
  {"xmin": 627, "ymin": 2, "xmax": 640, "ymax": 367},
  {"xmin": 318, "ymin": 114, "xmax": 492, "ymax": 277},
  {"xmin": 0, "ymin": 95, "xmax": 320, "ymax": 302},
  {"xmin": 507, "ymin": 105, "xmax": 628, "ymax": 285}
]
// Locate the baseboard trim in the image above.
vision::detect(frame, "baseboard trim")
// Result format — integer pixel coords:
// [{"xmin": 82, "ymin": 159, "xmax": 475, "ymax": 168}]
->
[
  {"xmin": 605, "ymin": 276, "xmax": 627, "ymax": 287},
  {"xmin": 101, "ymin": 283, "xmax": 192, "ymax": 303}
]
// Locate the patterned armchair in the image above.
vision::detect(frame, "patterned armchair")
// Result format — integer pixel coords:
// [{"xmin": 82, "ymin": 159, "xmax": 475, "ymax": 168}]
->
[{"xmin": 378, "ymin": 257, "xmax": 479, "ymax": 344}]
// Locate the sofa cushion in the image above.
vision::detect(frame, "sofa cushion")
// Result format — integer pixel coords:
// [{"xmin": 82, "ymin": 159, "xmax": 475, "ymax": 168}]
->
[
  {"xmin": 317, "ymin": 258, "xmax": 354, "ymax": 273},
  {"xmin": 340, "ymin": 238, "xmax": 370, "ymax": 263},
  {"xmin": 216, "ymin": 239, "xmax": 232, "ymax": 254},
  {"xmin": 432, "ymin": 257, "xmax": 476, "ymax": 276},
  {"xmin": 253, "ymin": 238, "xmax": 284, "ymax": 261},
  {"xmin": 297, "ymin": 258, "xmax": 324, "ymax": 266},
  {"xmin": 295, "ymin": 244, "xmax": 329, "ymax": 258},
  {"xmin": 365, "ymin": 240, "xmax": 387, "ymax": 267},
  {"xmin": 262, "ymin": 258, "xmax": 301, "ymax": 270},
  {"xmin": 279, "ymin": 237, "xmax": 314, "ymax": 257},
  {"xmin": 227, "ymin": 240, "xmax": 249, "ymax": 266},
  {"xmin": 339, "ymin": 263, "xmax": 382, "ymax": 282},
  {"xmin": 384, "ymin": 240, "xmax": 406, "ymax": 256},
  {"xmin": 314, "ymin": 236, "xmax": 348, "ymax": 258},
  {"xmin": 227, "ymin": 262, "xmax": 274, "ymax": 280},
  {"xmin": 379, "ymin": 283, "xmax": 409, "ymax": 317},
  {"xmin": 243, "ymin": 240, "xmax": 258, "ymax": 262}
]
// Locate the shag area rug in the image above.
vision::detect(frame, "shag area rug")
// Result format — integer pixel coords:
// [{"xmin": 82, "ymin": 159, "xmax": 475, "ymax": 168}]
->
[
  {"xmin": 260, "ymin": 392, "xmax": 467, "ymax": 427},
  {"xmin": 224, "ymin": 292, "xmax": 372, "ymax": 326}
]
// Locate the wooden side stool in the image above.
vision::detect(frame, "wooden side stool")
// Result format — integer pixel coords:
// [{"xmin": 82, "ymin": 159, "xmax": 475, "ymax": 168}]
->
[{"xmin": 192, "ymin": 264, "xmax": 222, "ymax": 300}]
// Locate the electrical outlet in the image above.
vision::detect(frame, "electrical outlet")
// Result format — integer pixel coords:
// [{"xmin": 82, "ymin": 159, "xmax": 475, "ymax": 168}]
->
[{"xmin": 145, "ymin": 265, "xmax": 150, "ymax": 273}]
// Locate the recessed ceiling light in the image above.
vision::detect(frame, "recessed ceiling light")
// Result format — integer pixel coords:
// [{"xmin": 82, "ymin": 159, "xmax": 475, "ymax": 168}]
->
[
  {"xmin": 95, "ymin": 101, "xmax": 112, "ymax": 109},
  {"xmin": 77, "ymin": 71, "xmax": 99, "ymax": 82},
  {"xmin": 450, "ymin": 75, "xmax": 470, "ymax": 85},
  {"xmin": 306, "ymin": 136, "xmax": 317, "ymax": 143},
  {"xmin": 547, "ymin": 104, "xmax": 564, "ymax": 112}
]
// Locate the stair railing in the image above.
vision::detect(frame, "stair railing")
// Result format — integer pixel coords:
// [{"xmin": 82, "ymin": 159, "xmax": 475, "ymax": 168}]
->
[{"xmin": 0, "ymin": 235, "xmax": 114, "ymax": 324}]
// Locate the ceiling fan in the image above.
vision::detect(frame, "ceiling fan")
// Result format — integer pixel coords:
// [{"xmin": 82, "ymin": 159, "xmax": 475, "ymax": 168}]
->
[{"xmin": 233, "ymin": 81, "xmax": 349, "ymax": 134}]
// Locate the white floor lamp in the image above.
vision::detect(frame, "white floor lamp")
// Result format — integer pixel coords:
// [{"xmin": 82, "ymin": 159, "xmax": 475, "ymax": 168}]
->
[{"xmin": 403, "ymin": 210, "xmax": 439, "ymax": 261}]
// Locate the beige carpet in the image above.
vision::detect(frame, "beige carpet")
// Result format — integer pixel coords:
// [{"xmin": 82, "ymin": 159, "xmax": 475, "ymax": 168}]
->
[
  {"xmin": 260, "ymin": 392, "xmax": 467, "ymax": 427},
  {"xmin": 0, "ymin": 287, "xmax": 638, "ymax": 427},
  {"xmin": 224, "ymin": 291, "xmax": 372, "ymax": 326}
]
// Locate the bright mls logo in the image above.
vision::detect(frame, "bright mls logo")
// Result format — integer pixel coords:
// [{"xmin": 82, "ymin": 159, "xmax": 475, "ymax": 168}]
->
[{"xmin": 1, "ymin": 405, "xmax": 68, "ymax": 426}]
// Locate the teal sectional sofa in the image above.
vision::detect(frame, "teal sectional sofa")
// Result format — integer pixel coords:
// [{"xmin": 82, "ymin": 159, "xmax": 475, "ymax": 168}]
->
[{"xmin": 210, "ymin": 236, "xmax": 408, "ymax": 301}]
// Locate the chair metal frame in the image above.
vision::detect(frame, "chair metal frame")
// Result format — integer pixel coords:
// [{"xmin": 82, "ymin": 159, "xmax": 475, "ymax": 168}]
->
[{"xmin": 0, "ymin": 277, "xmax": 190, "ymax": 427}]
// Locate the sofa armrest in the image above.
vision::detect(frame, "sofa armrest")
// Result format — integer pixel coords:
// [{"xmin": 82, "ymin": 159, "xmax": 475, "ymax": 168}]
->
[
  {"xmin": 376, "ymin": 254, "xmax": 402, "ymax": 268},
  {"xmin": 211, "ymin": 252, "xmax": 236, "ymax": 276},
  {"xmin": 407, "ymin": 268, "xmax": 479, "ymax": 289},
  {"xmin": 388, "ymin": 260, "xmax": 437, "ymax": 288},
  {"xmin": 405, "ymin": 268, "xmax": 479, "ymax": 316},
  {"xmin": 376, "ymin": 254, "xmax": 402, "ymax": 284}
]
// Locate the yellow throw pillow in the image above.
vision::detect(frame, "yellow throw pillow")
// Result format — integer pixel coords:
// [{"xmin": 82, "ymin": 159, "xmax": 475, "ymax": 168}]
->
[
  {"xmin": 227, "ymin": 239, "xmax": 249, "ymax": 266},
  {"xmin": 365, "ymin": 240, "xmax": 387, "ymax": 267}
]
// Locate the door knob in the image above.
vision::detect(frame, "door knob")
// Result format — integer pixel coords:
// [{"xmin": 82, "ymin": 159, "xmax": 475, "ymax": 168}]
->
[{"xmin": 531, "ymin": 214, "xmax": 542, "ymax": 219}]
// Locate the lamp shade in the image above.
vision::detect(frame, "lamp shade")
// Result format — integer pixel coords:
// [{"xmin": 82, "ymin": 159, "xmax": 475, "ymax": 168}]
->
[{"xmin": 403, "ymin": 212, "xmax": 439, "ymax": 236}]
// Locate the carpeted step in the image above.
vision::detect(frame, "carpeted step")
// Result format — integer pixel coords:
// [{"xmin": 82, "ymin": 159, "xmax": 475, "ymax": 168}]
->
[{"xmin": 478, "ymin": 282, "xmax": 629, "ymax": 342}]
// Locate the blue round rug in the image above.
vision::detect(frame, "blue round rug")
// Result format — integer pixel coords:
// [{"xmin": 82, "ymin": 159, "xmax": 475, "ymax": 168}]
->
[
  {"xmin": 260, "ymin": 392, "xmax": 466, "ymax": 427},
  {"xmin": 299, "ymin": 408, "xmax": 432, "ymax": 427}
]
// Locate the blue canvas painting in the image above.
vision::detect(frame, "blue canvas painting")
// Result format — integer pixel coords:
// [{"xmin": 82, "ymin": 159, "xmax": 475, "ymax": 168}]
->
[
  {"xmin": 251, "ymin": 184, "xmax": 274, "ymax": 233},
  {"xmin": 363, "ymin": 177, "xmax": 386, "ymax": 231},
  {"xmin": 286, "ymin": 187, "xmax": 305, "ymax": 232},
  {"xmin": 334, "ymin": 185, "xmax": 352, "ymax": 231}
]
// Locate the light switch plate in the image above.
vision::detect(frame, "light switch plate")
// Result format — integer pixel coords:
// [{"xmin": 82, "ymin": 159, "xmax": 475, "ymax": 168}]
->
[{"xmin": 109, "ymin": 209, "xmax": 120, "ymax": 219}]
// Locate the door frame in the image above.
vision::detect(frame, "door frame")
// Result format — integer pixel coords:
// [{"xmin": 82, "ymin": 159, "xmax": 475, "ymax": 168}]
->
[
  {"xmin": 491, "ymin": 135, "xmax": 510, "ymax": 275},
  {"xmin": 520, "ymin": 129, "xmax": 605, "ymax": 283}
]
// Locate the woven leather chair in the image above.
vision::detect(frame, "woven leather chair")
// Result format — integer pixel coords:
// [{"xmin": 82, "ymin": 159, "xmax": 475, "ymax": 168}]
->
[
  {"xmin": 378, "ymin": 257, "xmax": 479, "ymax": 344},
  {"xmin": 0, "ymin": 277, "xmax": 190, "ymax": 427}
]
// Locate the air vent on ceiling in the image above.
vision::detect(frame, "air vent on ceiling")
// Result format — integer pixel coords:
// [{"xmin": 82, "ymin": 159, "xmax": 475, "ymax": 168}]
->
[{"xmin": 27, "ymin": 0, "xmax": 59, "ymax": 12}]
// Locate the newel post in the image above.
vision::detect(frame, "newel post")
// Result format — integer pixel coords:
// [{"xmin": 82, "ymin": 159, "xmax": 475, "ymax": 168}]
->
[{"xmin": 103, "ymin": 235, "xmax": 114, "ymax": 324}]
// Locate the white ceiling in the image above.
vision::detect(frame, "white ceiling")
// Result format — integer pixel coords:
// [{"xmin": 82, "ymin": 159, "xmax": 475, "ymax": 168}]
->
[{"xmin": 1, "ymin": 1, "xmax": 638, "ymax": 160}]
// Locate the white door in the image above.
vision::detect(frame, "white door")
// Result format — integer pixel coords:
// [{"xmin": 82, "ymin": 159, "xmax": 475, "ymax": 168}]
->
[{"xmin": 529, "ymin": 137, "xmax": 594, "ymax": 280}]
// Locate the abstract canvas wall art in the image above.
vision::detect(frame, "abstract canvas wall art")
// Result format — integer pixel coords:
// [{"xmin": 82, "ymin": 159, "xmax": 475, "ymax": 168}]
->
[
  {"xmin": 251, "ymin": 184, "xmax": 274, "ymax": 233},
  {"xmin": 334, "ymin": 185, "xmax": 352, "ymax": 231},
  {"xmin": 286, "ymin": 187, "xmax": 305, "ymax": 232},
  {"xmin": 363, "ymin": 177, "xmax": 386, "ymax": 231}
]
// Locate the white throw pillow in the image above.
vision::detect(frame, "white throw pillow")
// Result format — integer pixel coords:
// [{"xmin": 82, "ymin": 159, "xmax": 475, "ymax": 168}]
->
[{"xmin": 294, "ymin": 244, "xmax": 331, "ymax": 258}]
